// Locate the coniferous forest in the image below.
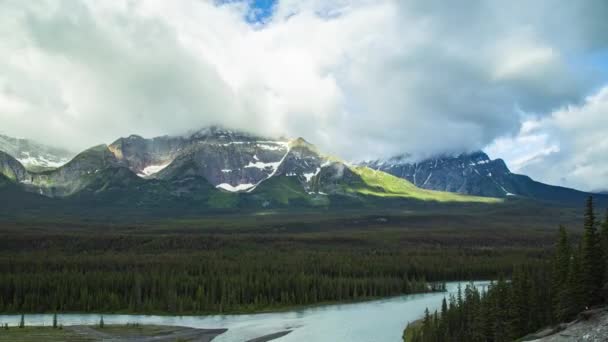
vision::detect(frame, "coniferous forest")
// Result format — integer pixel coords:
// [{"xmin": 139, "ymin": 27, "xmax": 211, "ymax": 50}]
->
[
  {"xmin": 405, "ymin": 197, "xmax": 608, "ymax": 342},
  {"xmin": 0, "ymin": 209, "xmax": 552, "ymax": 315}
]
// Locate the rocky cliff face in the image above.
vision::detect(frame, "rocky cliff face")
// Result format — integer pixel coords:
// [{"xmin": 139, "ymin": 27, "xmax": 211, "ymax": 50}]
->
[{"xmin": 108, "ymin": 127, "xmax": 334, "ymax": 193}]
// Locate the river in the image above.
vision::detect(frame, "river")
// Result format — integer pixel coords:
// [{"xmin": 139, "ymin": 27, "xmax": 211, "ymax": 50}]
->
[{"xmin": 0, "ymin": 281, "xmax": 489, "ymax": 342}]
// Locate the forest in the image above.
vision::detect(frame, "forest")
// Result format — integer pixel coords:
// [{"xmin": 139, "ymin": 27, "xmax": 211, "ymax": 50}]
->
[
  {"xmin": 405, "ymin": 197, "xmax": 608, "ymax": 342},
  {"xmin": 0, "ymin": 208, "xmax": 554, "ymax": 315}
]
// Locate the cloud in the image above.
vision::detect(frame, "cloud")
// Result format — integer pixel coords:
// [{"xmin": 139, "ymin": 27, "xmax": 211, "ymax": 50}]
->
[
  {"xmin": 487, "ymin": 86, "xmax": 608, "ymax": 192},
  {"xmin": 0, "ymin": 0, "xmax": 607, "ymax": 170}
]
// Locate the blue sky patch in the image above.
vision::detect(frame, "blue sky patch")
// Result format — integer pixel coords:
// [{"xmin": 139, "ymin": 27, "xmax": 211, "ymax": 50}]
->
[{"xmin": 216, "ymin": 0, "xmax": 277, "ymax": 24}]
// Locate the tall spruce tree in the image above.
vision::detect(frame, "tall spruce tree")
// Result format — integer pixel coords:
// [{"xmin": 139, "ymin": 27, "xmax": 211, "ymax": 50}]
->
[
  {"xmin": 559, "ymin": 248, "xmax": 584, "ymax": 321},
  {"xmin": 601, "ymin": 209, "xmax": 608, "ymax": 274},
  {"xmin": 581, "ymin": 196, "xmax": 604, "ymax": 306},
  {"xmin": 552, "ymin": 226, "xmax": 571, "ymax": 321}
]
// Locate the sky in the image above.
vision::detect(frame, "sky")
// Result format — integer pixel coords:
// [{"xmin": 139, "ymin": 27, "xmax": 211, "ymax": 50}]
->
[{"xmin": 0, "ymin": 0, "xmax": 607, "ymax": 191}]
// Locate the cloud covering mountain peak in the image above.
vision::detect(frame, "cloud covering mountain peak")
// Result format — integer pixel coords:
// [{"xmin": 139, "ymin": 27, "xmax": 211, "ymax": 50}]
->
[{"xmin": 1, "ymin": 0, "xmax": 607, "ymax": 189}]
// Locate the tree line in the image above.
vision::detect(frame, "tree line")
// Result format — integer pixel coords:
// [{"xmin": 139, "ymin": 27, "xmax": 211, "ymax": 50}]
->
[
  {"xmin": 405, "ymin": 197, "xmax": 608, "ymax": 342},
  {"xmin": 0, "ymin": 242, "xmax": 487, "ymax": 314},
  {"xmin": 0, "ymin": 217, "xmax": 547, "ymax": 314}
]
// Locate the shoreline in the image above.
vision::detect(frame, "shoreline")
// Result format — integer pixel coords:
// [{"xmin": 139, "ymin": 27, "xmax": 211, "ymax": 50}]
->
[
  {"xmin": 0, "ymin": 283, "xmax": 481, "ymax": 318},
  {"xmin": 0, "ymin": 281, "xmax": 491, "ymax": 342}
]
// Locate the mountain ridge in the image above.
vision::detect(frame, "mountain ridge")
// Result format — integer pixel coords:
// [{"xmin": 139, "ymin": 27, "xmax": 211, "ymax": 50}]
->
[
  {"xmin": 0, "ymin": 128, "xmax": 499, "ymax": 214},
  {"xmin": 1, "ymin": 127, "xmax": 604, "ymax": 212}
]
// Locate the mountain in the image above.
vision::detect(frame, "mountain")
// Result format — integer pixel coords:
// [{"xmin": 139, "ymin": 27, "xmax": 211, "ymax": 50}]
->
[
  {"xmin": 0, "ymin": 128, "xmax": 497, "ymax": 215},
  {"xmin": 0, "ymin": 134, "xmax": 74, "ymax": 171},
  {"xmin": 108, "ymin": 127, "xmax": 326, "ymax": 193},
  {"xmin": 362, "ymin": 151, "xmax": 607, "ymax": 205}
]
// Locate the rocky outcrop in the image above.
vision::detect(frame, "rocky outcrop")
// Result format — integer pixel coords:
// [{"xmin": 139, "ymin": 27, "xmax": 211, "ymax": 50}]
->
[{"xmin": 525, "ymin": 308, "xmax": 608, "ymax": 341}]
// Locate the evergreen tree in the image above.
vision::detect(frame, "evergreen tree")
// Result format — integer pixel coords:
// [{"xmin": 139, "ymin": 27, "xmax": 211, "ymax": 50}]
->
[
  {"xmin": 99, "ymin": 316, "xmax": 105, "ymax": 329},
  {"xmin": 53, "ymin": 313, "xmax": 58, "ymax": 329},
  {"xmin": 557, "ymin": 249, "xmax": 584, "ymax": 321},
  {"xmin": 440, "ymin": 297, "xmax": 448, "ymax": 321},
  {"xmin": 601, "ymin": 209, "xmax": 608, "ymax": 277},
  {"xmin": 437, "ymin": 297, "xmax": 448, "ymax": 341},
  {"xmin": 581, "ymin": 197, "xmax": 604, "ymax": 306},
  {"xmin": 602, "ymin": 208, "xmax": 608, "ymax": 250},
  {"xmin": 18, "ymin": 314, "xmax": 24, "ymax": 329},
  {"xmin": 492, "ymin": 278, "xmax": 512, "ymax": 342},
  {"xmin": 509, "ymin": 268, "xmax": 531, "ymax": 337},
  {"xmin": 421, "ymin": 308, "xmax": 432, "ymax": 342},
  {"xmin": 552, "ymin": 225, "xmax": 571, "ymax": 321}
]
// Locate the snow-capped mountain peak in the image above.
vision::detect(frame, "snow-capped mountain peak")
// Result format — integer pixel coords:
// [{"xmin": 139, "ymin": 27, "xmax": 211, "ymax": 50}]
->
[{"xmin": 0, "ymin": 134, "xmax": 74, "ymax": 171}]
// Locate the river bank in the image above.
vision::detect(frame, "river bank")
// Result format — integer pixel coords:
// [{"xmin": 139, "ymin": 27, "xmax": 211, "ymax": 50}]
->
[{"xmin": 0, "ymin": 281, "xmax": 488, "ymax": 342}]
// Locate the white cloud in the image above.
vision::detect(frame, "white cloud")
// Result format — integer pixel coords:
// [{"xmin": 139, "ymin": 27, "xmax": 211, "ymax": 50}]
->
[
  {"xmin": 487, "ymin": 86, "xmax": 608, "ymax": 191},
  {"xmin": 0, "ymin": 0, "xmax": 607, "ymax": 174}
]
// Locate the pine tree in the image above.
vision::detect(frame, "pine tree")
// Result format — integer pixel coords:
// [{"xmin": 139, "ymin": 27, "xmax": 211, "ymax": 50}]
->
[
  {"xmin": 53, "ymin": 313, "xmax": 58, "ymax": 329},
  {"xmin": 492, "ymin": 278, "xmax": 512, "ymax": 342},
  {"xmin": 558, "ymin": 250, "xmax": 584, "ymax": 321},
  {"xmin": 421, "ymin": 308, "xmax": 432, "ymax": 342},
  {"xmin": 99, "ymin": 316, "xmax": 104, "ymax": 329},
  {"xmin": 601, "ymin": 208, "xmax": 608, "ymax": 303},
  {"xmin": 581, "ymin": 196, "xmax": 604, "ymax": 306},
  {"xmin": 602, "ymin": 208, "xmax": 608, "ymax": 250},
  {"xmin": 552, "ymin": 226, "xmax": 571, "ymax": 321},
  {"xmin": 509, "ymin": 268, "xmax": 531, "ymax": 337},
  {"xmin": 601, "ymin": 209, "xmax": 608, "ymax": 276},
  {"xmin": 18, "ymin": 314, "xmax": 24, "ymax": 329},
  {"xmin": 434, "ymin": 297, "xmax": 447, "ymax": 341}
]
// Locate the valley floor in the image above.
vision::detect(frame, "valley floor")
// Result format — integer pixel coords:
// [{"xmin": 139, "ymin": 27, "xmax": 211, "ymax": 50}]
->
[{"xmin": 0, "ymin": 205, "xmax": 574, "ymax": 316}]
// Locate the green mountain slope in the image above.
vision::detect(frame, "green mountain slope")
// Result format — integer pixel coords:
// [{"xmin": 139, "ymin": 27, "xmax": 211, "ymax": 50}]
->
[
  {"xmin": 348, "ymin": 166, "xmax": 501, "ymax": 203},
  {"xmin": 246, "ymin": 175, "xmax": 330, "ymax": 207}
]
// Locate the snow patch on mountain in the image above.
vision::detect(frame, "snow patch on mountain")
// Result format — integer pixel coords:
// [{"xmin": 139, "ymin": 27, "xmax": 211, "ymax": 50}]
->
[
  {"xmin": 256, "ymin": 143, "xmax": 287, "ymax": 151},
  {"xmin": 17, "ymin": 152, "xmax": 69, "ymax": 169},
  {"xmin": 245, "ymin": 160, "xmax": 282, "ymax": 170},
  {"xmin": 304, "ymin": 167, "xmax": 321, "ymax": 182},
  {"xmin": 138, "ymin": 162, "xmax": 171, "ymax": 177},
  {"xmin": 216, "ymin": 183, "xmax": 255, "ymax": 192},
  {"xmin": 246, "ymin": 147, "xmax": 292, "ymax": 192}
]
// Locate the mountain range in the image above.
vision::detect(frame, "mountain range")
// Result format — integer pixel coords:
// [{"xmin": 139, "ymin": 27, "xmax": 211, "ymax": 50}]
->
[{"xmin": 0, "ymin": 127, "xmax": 605, "ymax": 216}]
